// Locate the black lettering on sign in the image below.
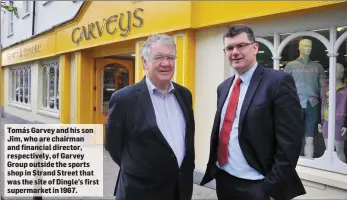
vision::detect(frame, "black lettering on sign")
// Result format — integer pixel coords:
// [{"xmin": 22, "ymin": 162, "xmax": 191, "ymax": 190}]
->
[{"xmin": 71, "ymin": 8, "xmax": 144, "ymax": 45}]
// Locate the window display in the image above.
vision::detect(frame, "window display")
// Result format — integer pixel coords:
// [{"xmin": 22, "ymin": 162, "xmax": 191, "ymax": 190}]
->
[
  {"xmin": 283, "ymin": 38, "xmax": 327, "ymax": 158},
  {"xmin": 318, "ymin": 63, "xmax": 347, "ymax": 163}
]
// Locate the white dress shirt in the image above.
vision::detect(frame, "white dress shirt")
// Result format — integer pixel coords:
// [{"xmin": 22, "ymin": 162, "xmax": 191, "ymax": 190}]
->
[{"xmin": 216, "ymin": 63, "xmax": 265, "ymax": 180}]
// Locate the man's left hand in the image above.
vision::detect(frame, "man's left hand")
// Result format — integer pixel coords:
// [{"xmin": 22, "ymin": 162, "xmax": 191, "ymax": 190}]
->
[{"xmin": 341, "ymin": 127, "xmax": 347, "ymax": 136}]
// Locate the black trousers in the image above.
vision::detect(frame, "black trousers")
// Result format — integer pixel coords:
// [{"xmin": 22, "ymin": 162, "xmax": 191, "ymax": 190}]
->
[{"xmin": 215, "ymin": 170, "xmax": 270, "ymax": 200}]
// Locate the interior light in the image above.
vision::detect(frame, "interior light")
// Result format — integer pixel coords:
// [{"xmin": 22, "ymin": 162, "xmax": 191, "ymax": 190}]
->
[
  {"xmin": 337, "ymin": 26, "xmax": 347, "ymax": 32},
  {"xmin": 131, "ymin": 54, "xmax": 136, "ymax": 57}
]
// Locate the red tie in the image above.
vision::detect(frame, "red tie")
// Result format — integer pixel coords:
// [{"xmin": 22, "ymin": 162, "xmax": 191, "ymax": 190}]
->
[{"xmin": 218, "ymin": 77, "xmax": 242, "ymax": 167}]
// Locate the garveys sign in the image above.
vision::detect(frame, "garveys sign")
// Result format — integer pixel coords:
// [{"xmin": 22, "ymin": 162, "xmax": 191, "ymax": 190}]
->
[{"xmin": 71, "ymin": 8, "xmax": 144, "ymax": 45}]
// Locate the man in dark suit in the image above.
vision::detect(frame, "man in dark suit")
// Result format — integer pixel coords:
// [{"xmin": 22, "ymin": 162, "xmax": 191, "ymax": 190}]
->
[
  {"xmin": 200, "ymin": 24, "xmax": 306, "ymax": 200},
  {"xmin": 105, "ymin": 34, "xmax": 195, "ymax": 200}
]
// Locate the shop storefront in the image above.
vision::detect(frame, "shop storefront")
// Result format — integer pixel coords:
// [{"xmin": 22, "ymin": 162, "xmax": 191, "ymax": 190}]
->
[{"xmin": 1, "ymin": 1, "xmax": 347, "ymax": 198}]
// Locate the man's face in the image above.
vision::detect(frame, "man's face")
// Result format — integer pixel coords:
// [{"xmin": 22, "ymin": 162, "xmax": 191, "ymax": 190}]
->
[
  {"xmin": 299, "ymin": 40, "xmax": 312, "ymax": 56},
  {"xmin": 142, "ymin": 42, "xmax": 176, "ymax": 84},
  {"xmin": 224, "ymin": 32, "xmax": 258, "ymax": 74}
]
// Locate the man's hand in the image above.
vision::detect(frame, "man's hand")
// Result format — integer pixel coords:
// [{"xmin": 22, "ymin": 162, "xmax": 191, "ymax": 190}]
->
[
  {"xmin": 270, "ymin": 197, "xmax": 275, "ymax": 200},
  {"xmin": 341, "ymin": 127, "xmax": 347, "ymax": 137},
  {"xmin": 318, "ymin": 124, "xmax": 322, "ymax": 133}
]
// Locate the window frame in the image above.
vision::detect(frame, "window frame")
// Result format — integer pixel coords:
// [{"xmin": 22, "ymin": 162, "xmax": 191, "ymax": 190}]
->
[
  {"xmin": 7, "ymin": 1, "xmax": 14, "ymax": 36},
  {"xmin": 9, "ymin": 65, "xmax": 32, "ymax": 108},
  {"xmin": 42, "ymin": 1, "xmax": 52, "ymax": 6},
  {"xmin": 22, "ymin": 1, "xmax": 30, "ymax": 19},
  {"xmin": 38, "ymin": 58, "xmax": 60, "ymax": 115}
]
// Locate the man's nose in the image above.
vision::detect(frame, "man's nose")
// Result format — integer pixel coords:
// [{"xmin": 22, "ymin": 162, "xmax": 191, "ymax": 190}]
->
[
  {"xmin": 160, "ymin": 58, "xmax": 170, "ymax": 65},
  {"xmin": 230, "ymin": 46, "xmax": 241, "ymax": 54},
  {"xmin": 231, "ymin": 49, "xmax": 240, "ymax": 56}
]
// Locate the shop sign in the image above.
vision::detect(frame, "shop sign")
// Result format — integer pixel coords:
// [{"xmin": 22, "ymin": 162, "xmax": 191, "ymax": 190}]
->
[
  {"xmin": 6, "ymin": 44, "xmax": 42, "ymax": 62},
  {"xmin": 71, "ymin": 8, "xmax": 144, "ymax": 45}
]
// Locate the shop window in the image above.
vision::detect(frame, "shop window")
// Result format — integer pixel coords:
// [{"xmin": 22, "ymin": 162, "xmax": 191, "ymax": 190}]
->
[
  {"xmin": 256, "ymin": 36, "xmax": 274, "ymax": 69},
  {"xmin": 280, "ymin": 33, "xmax": 328, "ymax": 160},
  {"xmin": 10, "ymin": 66, "xmax": 31, "ymax": 106},
  {"xmin": 40, "ymin": 59, "xmax": 59, "ymax": 112},
  {"xmin": 271, "ymin": 25, "xmax": 347, "ymax": 172}
]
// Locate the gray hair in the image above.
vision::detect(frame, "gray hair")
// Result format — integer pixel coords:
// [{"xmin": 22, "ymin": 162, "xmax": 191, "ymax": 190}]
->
[{"xmin": 140, "ymin": 34, "xmax": 176, "ymax": 60}]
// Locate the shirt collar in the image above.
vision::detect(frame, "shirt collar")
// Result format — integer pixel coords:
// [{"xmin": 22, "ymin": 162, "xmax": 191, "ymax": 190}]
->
[
  {"xmin": 235, "ymin": 62, "xmax": 258, "ymax": 85},
  {"xmin": 145, "ymin": 76, "xmax": 175, "ymax": 94}
]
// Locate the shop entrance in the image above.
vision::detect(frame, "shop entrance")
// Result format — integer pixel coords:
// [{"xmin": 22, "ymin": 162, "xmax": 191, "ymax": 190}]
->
[{"xmin": 94, "ymin": 55, "xmax": 135, "ymax": 126}]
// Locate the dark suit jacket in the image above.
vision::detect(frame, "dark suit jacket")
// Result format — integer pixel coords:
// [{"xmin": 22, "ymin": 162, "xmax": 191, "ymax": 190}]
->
[
  {"xmin": 200, "ymin": 65, "xmax": 306, "ymax": 200},
  {"xmin": 105, "ymin": 77, "xmax": 195, "ymax": 200}
]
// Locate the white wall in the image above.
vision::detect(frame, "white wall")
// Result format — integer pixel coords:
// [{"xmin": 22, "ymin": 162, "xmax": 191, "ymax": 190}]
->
[
  {"xmin": 249, "ymin": 8, "xmax": 347, "ymax": 37},
  {"xmin": 1, "ymin": 1, "xmax": 83, "ymax": 48},
  {"xmin": 4, "ymin": 56, "xmax": 60, "ymax": 124},
  {"xmin": 194, "ymin": 26, "xmax": 231, "ymax": 173}
]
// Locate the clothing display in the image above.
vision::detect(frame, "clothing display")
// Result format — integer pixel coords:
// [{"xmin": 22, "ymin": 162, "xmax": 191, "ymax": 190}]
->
[
  {"xmin": 321, "ymin": 83, "xmax": 347, "ymax": 141},
  {"xmin": 284, "ymin": 38, "xmax": 327, "ymax": 158},
  {"xmin": 284, "ymin": 57, "xmax": 326, "ymax": 109}
]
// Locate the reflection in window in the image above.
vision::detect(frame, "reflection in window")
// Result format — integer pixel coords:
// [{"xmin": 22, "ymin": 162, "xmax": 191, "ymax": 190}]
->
[
  {"xmin": 102, "ymin": 64, "xmax": 129, "ymax": 114},
  {"xmin": 281, "ymin": 36, "xmax": 328, "ymax": 159},
  {"xmin": 257, "ymin": 42, "xmax": 273, "ymax": 69},
  {"xmin": 41, "ymin": 60, "xmax": 59, "ymax": 111},
  {"xmin": 10, "ymin": 66, "xmax": 31, "ymax": 105}
]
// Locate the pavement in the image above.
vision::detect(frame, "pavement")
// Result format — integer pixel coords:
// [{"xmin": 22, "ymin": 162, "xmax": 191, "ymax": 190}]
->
[{"xmin": 0, "ymin": 117, "xmax": 217, "ymax": 200}]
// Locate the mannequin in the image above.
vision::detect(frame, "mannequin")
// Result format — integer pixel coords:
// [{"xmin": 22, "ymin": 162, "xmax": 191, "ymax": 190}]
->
[
  {"xmin": 284, "ymin": 38, "xmax": 326, "ymax": 158},
  {"xmin": 318, "ymin": 63, "xmax": 347, "ymax": 163}
]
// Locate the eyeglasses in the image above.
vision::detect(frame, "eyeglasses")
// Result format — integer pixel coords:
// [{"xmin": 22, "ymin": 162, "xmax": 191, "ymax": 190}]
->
[
  {"xmin": 150, "ymin": 55, "xmax": 177, "ymax": 62},
  {"xmin": 223, "ymin": 42, "xmax": 254, "ymax": 53}
]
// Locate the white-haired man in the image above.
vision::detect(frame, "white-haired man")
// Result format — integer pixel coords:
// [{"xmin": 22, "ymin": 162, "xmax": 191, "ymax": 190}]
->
[{"xmin": 105, "ymin": 34, "xmax": 195, "ymax": 200}]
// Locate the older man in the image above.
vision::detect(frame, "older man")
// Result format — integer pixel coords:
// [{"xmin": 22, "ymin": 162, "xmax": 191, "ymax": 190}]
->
[{"xmin": 105, "ymin": 34, "xmax": 195, "ymax": 200}]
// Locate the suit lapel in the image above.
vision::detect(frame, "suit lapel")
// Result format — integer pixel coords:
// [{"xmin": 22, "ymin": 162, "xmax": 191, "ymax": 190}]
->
[
  {"xmin": 136, "ymin": 78, "xmax": 172, "ymax": 151},
  {"xmin": 217, "ymin": 77, "xmax": 234, "ymax": 114},
  {"xmin": 238, "ymin": 65, "xmax": 264, "ymax": 135},
  {"xmin": 212, "ymin": 77, "xmax": 234, "ymax": 137},
  {"xmin": 173, "ymin": 87, "xmax": 190, "ymax": 124},
  {"xmin": 173, "ymin": 85, "xmax": 190, "ymax": 150}
]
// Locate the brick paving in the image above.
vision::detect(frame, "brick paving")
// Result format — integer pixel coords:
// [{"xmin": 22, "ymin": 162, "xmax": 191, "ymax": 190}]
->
[{"xmin": 0, "ymin": 117, "xmax": 217, "ymax": 200}]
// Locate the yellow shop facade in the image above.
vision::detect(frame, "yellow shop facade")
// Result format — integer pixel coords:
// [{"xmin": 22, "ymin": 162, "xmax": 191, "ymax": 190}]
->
[{"xmin": 2, "ymin": 1, "xmax": 347, "ymax": 198}]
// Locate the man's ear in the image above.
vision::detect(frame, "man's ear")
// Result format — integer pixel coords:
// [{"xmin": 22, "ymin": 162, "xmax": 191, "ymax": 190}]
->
[{"xmin": 141, "ymin": 56, "xmax": 147, "ymax": 69}]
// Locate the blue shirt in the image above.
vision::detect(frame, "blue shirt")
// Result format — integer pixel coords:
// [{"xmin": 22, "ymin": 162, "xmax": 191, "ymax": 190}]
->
[
  {"xmin": 216, "ymin": 63, "xmax": 265, "ymax": 180},
  {"xmin": 145, "ymin": 77, "xmax": 186, "ymax": 167},
  {"xmin": 284, "ymin": 58, "xmax": 326, "ymax": 108}
]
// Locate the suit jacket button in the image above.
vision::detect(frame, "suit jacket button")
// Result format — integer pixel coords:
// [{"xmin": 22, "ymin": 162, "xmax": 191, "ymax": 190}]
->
[{"xmin": 170, "ymin": 153, "xmax": 175, "ymax": 157}]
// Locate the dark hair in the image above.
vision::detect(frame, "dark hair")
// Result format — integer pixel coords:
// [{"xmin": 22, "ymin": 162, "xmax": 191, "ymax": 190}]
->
[{"xmin": 223, "ymin": 24, "xmax": 256, "ymax": 43}]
